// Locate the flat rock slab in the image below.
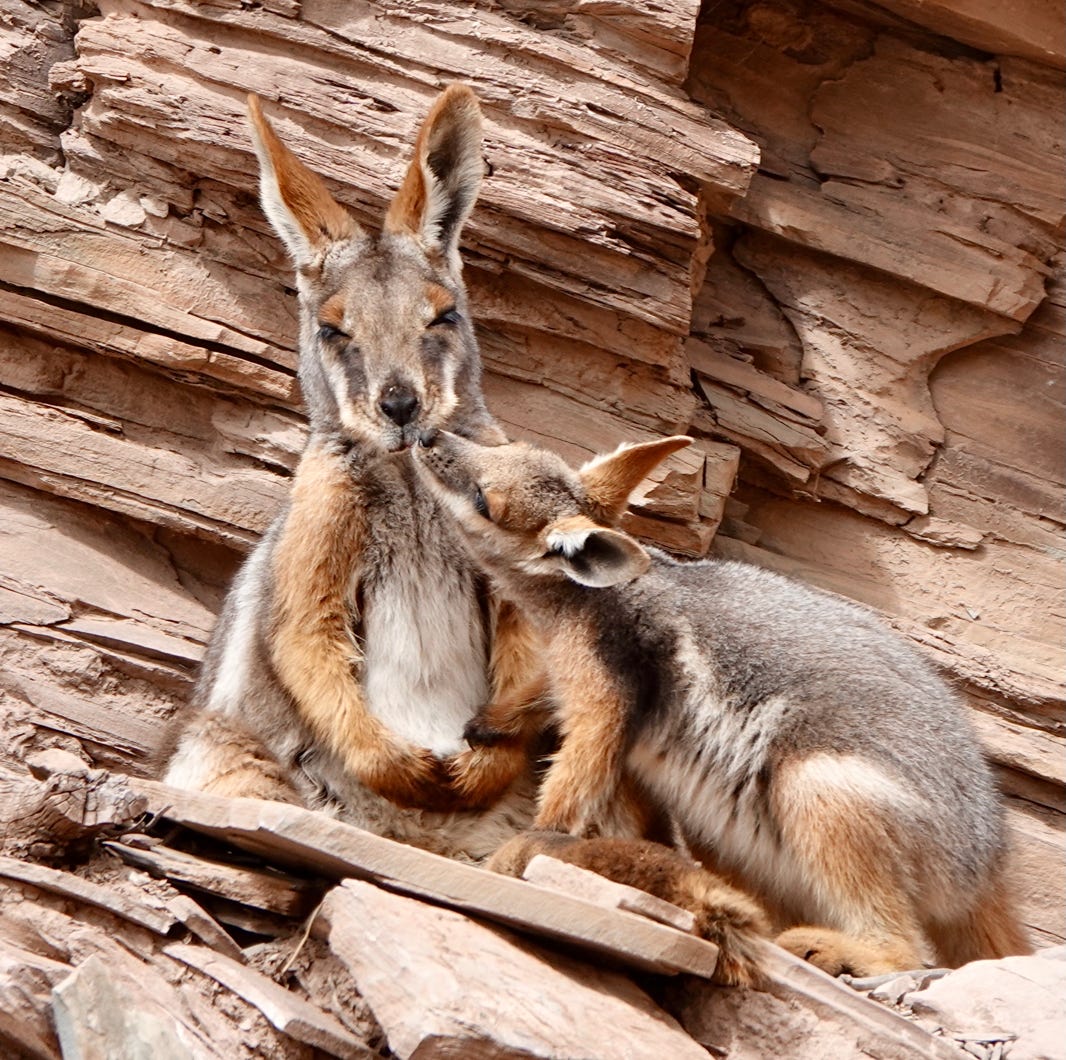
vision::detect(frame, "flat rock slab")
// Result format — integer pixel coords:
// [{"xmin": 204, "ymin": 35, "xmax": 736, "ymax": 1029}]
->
[
  {"xmin": 0, "ymin": 936, "xmax": 69, "ymax": 1060},
  {"xmin": 166, "ymin": 943, "xmax": 374, "ymax": 1059},
  {"xmin": 904, "ymin": 949, "xmax": 1066, "ymax": 1060},
  {"xmin": 670, "ymin": 942, "xmax": 967, "ymax": 1060},
  {"xmin": 130, "ymin": 779, "xmax": 720, "ymax": 977},
  {"xmin": 52, "ymin": 953, "xmax": 220, "ymax": 1060},
  {"xmin": 103, "ymin": 840, "xmax": 319, "ymax": 918},
  {"xmin": 165, "ymin": 895, "xmax": 244, "ymax": 962},
  {"xmin": 320, "ymin": 880, "xmax": 709, "ymax": 1060},
  {"xmin": 0, "ymin": 854, "xmax": 175, "ymax": 936}
]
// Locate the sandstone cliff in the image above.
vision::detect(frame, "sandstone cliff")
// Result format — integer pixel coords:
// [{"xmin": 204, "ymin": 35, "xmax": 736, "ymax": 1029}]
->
[{"xmin": 0, "ymin": 0, "xmax": 1061, "ymax": 963}]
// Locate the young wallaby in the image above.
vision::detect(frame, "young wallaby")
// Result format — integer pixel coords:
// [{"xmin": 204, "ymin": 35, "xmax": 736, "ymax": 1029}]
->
[
  {"xmin": 164, "ymin": 88, "xmax": 547, "ymax": 859},
  {"xmin": 413, "ymin": 429, "xmax": 1032, "ymax": 974},
  {"xmin": 488, "ymin": 830, "xmax": 771, "ymax": 987}
]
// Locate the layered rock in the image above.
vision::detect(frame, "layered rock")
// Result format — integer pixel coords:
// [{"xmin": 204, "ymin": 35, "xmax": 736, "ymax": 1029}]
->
[{"xmin": 0, "ymin": 0, "xmax": 1061, "ymax": 955}]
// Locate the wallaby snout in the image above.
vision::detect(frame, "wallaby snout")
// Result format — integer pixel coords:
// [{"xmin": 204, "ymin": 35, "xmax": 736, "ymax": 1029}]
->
[{"xmin": 378, "ymin": 383, "xmax": 420, "ymax": 428}]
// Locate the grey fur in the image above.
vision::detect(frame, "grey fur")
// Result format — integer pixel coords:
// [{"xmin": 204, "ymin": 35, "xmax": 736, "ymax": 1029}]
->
[{"xmin": 414, "ymin": 431, "xmax": 1023, "ymax": 955}]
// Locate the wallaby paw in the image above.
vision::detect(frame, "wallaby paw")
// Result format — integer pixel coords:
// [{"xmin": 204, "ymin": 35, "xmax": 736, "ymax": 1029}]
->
[
  {"xmin": 462, "ymin": 715, "xmax": 511, "ymax": 748},
  {"xmin": 356, "ymin": 741, "xmax": 452, "ymax": 811},
  {"xmin": 775, "ymin": 926, "xmax": 911, "ymax": 978},
  {"xmin": 445, "ymin": 743, "xmax": 526, "ymax": 810}
]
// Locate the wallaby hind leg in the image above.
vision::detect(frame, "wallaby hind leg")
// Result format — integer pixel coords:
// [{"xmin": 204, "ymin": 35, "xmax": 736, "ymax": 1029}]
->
[
  {"xmin": 924, "ymin": 874, "xmax": 1032, "ymax": 966},
  {"xmin": 164, "ymin": 712, "xmax": 303, "ymax": 804},
  {"xmin": 771, "ymin": 755, "xmax": 927, "ymax": 976}
]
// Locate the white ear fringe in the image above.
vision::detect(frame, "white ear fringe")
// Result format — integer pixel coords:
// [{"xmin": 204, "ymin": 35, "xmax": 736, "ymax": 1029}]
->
[{"xmin": 545, "ymin": 526, "xmax": 591, "ymax": 558}]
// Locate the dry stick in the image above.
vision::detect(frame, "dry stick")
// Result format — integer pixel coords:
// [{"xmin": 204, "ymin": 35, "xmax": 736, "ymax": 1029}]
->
[{"xmin": 277, "ymin": 895, "xmax": 326, "ymax": 980}]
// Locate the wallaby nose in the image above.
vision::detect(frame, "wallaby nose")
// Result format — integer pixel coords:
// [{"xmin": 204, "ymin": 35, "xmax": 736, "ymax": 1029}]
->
[{"xmin": 378, "ymin": 386, "xmax": 420, "ymax": 427}]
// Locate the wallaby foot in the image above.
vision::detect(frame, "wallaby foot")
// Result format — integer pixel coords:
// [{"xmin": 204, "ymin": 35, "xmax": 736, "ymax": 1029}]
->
[
  {"xmin": 775, "ymin": 925, "xmax": 921, "ymax": 977},
  {"xmin": 445, "ymin": 742, "xmax": 530, "ymax": 810},
  {"xmin": 164, "ymin": 712, "xmax": 304, "ymax": 805}
]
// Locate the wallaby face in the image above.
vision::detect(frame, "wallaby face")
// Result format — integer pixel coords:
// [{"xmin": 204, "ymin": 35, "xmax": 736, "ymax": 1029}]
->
[
  {"xmin": 414, "ymin": 430, "xmax": 692, "ymax": 587},
  {"xmin": 249, "ymin": 89, "xmax": 500, "ymax": 453}
]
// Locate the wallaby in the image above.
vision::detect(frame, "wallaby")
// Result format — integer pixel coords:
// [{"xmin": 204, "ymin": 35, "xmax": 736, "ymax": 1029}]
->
[
  {"xmin": 412, "ymin": 429, "xmax": 1032, "ymax": 974},
  {"xmin": 488, "ymin": 830, "xmax": 771, "ymax": 987},
  {"xmin": 164, "ymin": 88, "xmax": 548, "ymax": 859}
]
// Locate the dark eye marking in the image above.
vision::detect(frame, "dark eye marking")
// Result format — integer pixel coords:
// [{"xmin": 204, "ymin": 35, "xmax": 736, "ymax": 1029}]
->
[
  {"xmin": 473, "ymin": 487, "xmax": 490, "ymax": 519},
  {"xmin": 318, "ymin": 322, "xmax": 349, "ymax": 344},
  {"xmin": 429, "ymin": 307, "xmax": 461, "ymax": 328}
]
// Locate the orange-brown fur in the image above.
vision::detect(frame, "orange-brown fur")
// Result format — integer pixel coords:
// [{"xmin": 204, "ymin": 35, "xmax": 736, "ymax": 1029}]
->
[
  {"xmin": 270, "ymin": 444, "xmax": 544, "ymax": 811},
  {"xmin": 533, "ymin": 622, "xmax": 643, "ymax": 838},
  {"xmin": 767, "ymin": 764, "xmax": 925, "ymax": 973},
  {"xmin": 488, "ymin": 831, "xmax": 771, "ymax": 987},
  {"xmin": 270, "ymin": 443, "xmax": 451, "ymax": 808},
  {"xmin": 384, "ymin": 87, "xmax": 482, "ymax": 241},
  {"xmin": 579, "ymin": 438, "xmax": 693, "ymax": 526},
  {"xmin": 247, "ymin": 95, "xmax": 357, "ymax": 249},
  {"xmin": 924, "ymin": 874, "xmax": 1033, "ymax": 968}
]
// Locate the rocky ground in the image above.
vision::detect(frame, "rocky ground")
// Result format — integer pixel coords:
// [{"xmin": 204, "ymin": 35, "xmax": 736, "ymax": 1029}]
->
[
  {"xmin": 2, "ymin": 752, "xmax": 1063, "ymax": 1059},
  {"xmin": 0, "ymin": 0, "xmax": 1061, "ymax": 1055}
]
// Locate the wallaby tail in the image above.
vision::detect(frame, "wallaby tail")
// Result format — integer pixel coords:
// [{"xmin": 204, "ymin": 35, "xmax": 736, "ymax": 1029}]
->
[
  {"xmin": 487, "ymin": 832, "xmax": 772, "ymax": 988},
  {"xmin": 684, "ymin": 868, "xmax": 772, "ymax": 988},
  {"xmin": 925, "ymin": 874, "xmax": 1032, "ymax": 967}
]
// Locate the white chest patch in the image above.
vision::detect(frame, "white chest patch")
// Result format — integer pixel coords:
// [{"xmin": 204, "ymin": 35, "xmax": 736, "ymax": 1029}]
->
[{"xmin": 362, "ymin": 564, "xmax": 488, "ymax": 756}]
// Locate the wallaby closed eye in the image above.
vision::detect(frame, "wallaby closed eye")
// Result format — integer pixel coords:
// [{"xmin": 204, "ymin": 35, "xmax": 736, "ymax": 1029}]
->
[
  {"xmin": 429, "ymin": 307, "xmax": 461, "ymax": 328},
  {"xmin": 318, "ymin": 323, "xmax": 348, "ymax": 343}
]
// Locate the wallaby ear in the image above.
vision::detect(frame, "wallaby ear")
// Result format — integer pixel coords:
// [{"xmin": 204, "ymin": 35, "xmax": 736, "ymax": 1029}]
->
[
  {"xmin": 384, "ymin": 84, "xmax": 483, "ymax": 266},
  {"xmin": 545, "ymin": 517, "xmax": 650, "ymax": 589},
  {"xmin": 579, "ymin": 436, "xmax": 694, "ymax": 525},
  {"xmin": 247, "ymin": 94, "xmax": 361, "ymax": 267}
]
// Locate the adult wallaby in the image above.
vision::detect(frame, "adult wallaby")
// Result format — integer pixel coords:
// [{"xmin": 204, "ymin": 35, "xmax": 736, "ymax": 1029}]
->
[
  {"xmin": 165, "ymin": 88, "xmax": 545, "ymax": 859},
  {"xmin": 412, "ymin": 428, "xmax": 1032, "ymax": 973}
]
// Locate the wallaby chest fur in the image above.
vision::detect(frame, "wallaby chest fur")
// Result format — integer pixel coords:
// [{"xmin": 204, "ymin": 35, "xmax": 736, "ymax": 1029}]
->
[{"xmin": 350, "ymin": 453, "xmax": 490, "ymax": 754}]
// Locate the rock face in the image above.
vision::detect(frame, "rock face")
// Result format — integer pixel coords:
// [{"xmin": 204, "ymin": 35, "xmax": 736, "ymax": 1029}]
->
[{"xmin": 0, "ymin": 0, "xmax": 1061, "ymax": 960}]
